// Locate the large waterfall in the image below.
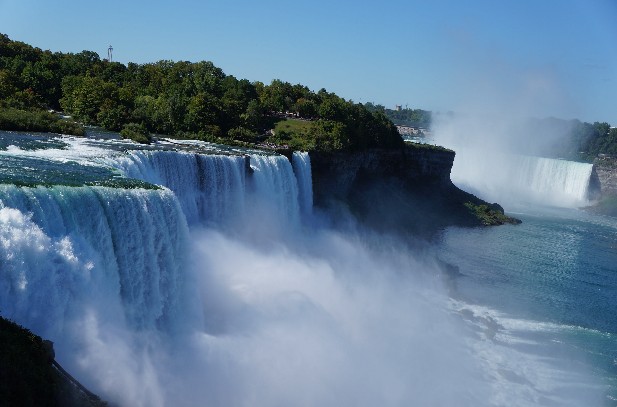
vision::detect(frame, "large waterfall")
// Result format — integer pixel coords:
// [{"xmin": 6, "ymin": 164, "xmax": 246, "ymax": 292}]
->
[
  {"xmin": 0, "ymin": 135, "xmax": 607, "ymax": 407},
  {"xmin": 0, "ymin": 186, "xmax": 189, "ymax": 334},
  {"xmin": 450, "ymin": 149, "xmax": 597, "ymax": 208}
]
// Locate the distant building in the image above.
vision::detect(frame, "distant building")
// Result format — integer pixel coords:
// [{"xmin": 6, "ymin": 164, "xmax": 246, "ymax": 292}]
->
[{"xmin": 395, "ymin": 105, "xmax": 402, "ymax": 111}]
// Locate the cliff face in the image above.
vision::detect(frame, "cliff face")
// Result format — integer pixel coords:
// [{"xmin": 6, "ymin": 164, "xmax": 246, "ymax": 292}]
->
[
  {"xmin": 309, "ymin": 145, "xmax": 518, "ymax": 238},
  {"xmin": 310, "ymin": 146, "xmax": 455, "ymax": 201},
  {"xmin": 594, "ymin": 157, "xmax": 617, "ymax": 197},
  {"xmin": 588, "ymin": 157, "xmax": 617, "ymax": 216}
]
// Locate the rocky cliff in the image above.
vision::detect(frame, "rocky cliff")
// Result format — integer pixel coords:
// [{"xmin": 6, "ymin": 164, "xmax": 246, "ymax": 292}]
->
[
  {"xmin": 309, "ymin": 144, "xmax": 519, "ymax": 238},
  {"xmin": 594, "ymin": 157, "xmax": 617, "ymax": 197},
  {"xmin": 589, "ymin": 157, "xmax": 617, "ymax": 216}
]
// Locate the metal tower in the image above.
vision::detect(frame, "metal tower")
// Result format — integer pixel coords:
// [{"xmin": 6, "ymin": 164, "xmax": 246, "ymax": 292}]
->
[{"xmin": 107, "ymin": 45, "xmax": 113, "ymax": 62}]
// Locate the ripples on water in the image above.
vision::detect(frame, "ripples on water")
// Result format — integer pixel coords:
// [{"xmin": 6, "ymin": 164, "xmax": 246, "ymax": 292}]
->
[{"xmin": 438, "ymin": 207, "xmax": 617, "ymax": 404}]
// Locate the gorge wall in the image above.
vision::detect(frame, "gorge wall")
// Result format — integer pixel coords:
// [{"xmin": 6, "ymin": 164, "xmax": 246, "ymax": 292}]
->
[
  {"xmin": 309, "ymin": 145, "xmax": 518, "ymax": 237},
  {"xmin": 594, "ymin": 157, "xmax": 617, "ymax": 197}
]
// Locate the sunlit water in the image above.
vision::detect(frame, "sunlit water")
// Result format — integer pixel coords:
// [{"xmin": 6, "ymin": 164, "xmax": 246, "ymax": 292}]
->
[
  {"xmin": 437, "ymin": 207, "xmax": 617, "ymax": 405},
  {"xmin": 0, "ymin": 131, "xmax": 615, "ymax": 406}
]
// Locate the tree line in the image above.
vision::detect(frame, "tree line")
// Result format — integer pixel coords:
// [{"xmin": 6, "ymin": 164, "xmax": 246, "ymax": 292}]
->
[
  {"xmin": 520, "ymin": 117, "xmax": 617, "ymax": 161},
  {"xmin": 364, "ymin": 103, "xmax": 432, "ymax": 129},
  {"xmin": 566, "ymin": 120, "xmax": 617, "ymax": 159},
  {"xmin": 0, "ymin": 33, "xmax": 402, "ymax": 151}
]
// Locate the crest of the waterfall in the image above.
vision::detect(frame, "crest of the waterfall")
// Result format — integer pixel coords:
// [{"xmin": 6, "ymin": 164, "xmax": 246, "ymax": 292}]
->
[
  {"xmin": 248, "ymin": 154, "xmax": 301, "ymax": 229},
  {"xmin": 107, "ymin": 149, "xmax": 308, "ymax": 230},
  {"xmin": 291, "ymin": 151, "xmax": 314, "ymax": 217},
  {"xmin": 106, "ymin": 150, "xmax": 247, "ymax": 227},
  {"xmin": 0, "ymin": 185, "xmax": 192, "ymax": 337},
  {"xmin": 451, "ymin": 149, "xmax": 595, "ymax": 208}
]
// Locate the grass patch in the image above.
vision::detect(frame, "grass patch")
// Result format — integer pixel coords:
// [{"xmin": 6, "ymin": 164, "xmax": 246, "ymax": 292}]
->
[
  {"xmin": 404, "ymin": 141, "xmax": 453, "ymax": 153},
  {"xmin": 271, "ymin": 119, "xmax": 316, "ymax": 150},
  {"xmin": 0, "ymin": 108, "xmax": 84, "ymax": 136}
]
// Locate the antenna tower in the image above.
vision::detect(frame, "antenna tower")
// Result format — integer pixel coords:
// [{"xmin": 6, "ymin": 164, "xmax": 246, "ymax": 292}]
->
[{"xmin": 107, "ymin": 45, "xmax": 113, "ymax": 62}]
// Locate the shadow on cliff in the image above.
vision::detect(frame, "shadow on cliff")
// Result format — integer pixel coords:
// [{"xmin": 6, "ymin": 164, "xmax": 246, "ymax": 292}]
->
[
  {"xmin": 347, "ymin": 175, "xmax": 491, "ymax": 237},
  {"xmin": 309, "ymin": 145, "xmax": 519, "ymax": 241}
]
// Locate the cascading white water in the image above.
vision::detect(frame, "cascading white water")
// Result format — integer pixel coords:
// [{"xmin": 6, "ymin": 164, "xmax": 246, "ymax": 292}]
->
[
  {"xmin": 105, "ymin": 150, "xmax": 247, "ymax": 227},
  {"xmin": 292, "ymin": 151, "xmax": 313, "ymax": 218},
  {"xmin": 515, "ymin": 156, "xmax": 594, "ymax": 202},
  {"xmin": 248, "ymin": 154, "xmax": 301, "ymax": 228},
  {"xmin": 0, "ymin": 145, "xmax": 309, "ymax": 335},
  {"xmin": 105, "ymin": 149, "xmax": 304, "ymax": 230},
  {"xmin": 450, "ymin": 149, "xmax": 595, "ymax": 208},
  {"xmin": 0, "ymin": 136, "xmax": 606, "ymax": 406},
  {"xmin": 0, "ymin": 185, "xmax": 190, "ymax": 335},
  {"xmin": 0, "ymin": 143, "xmax": 315, "ymax": 405}
]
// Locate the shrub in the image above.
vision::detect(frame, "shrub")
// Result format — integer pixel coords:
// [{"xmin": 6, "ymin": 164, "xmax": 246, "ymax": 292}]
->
[{"xmin": 120, "ymin": 122, "xmax": 152, "ymax": 144}]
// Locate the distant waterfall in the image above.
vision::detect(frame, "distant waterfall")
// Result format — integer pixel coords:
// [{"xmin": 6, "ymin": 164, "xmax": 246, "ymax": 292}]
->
[
  {"xmin": 513, "ymin": 156, "xmax": 594, "ymax": 204},
  {"xmin": 0, "ymin": 185, "xmax": 190, "ymax": 335},
  {"xmin": 292, "ymin": 151, "xmax": 313, "ymax": 217},
  {"xmin": 451, "ymin": 150, "xmax": 596, "ymax": 208}
]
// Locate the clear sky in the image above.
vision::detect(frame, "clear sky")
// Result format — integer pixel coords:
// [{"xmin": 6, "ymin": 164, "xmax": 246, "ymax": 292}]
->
[{"xmin": 1, "ymin": 0, "xmax": 616, "ymax": 123}]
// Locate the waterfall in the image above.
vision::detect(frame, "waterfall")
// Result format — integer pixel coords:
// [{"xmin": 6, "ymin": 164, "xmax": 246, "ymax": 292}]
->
[
  {"xmin": 0, "ymin": 144, "xmax": 314, "ymax": 335},
  {"xmin": 292, "ymin": 151, "xmax": 313, "ymax": 217},
  {"xmin": 248, "ymin": 154, "xmax": 301, "ymax": 228},
  {"xmin": 105, "ymin": 149, "xmax": 309, "ymax": 229},
  {"xmin": 105, "ymin": 150, "xmax": 247, "ymax": 227},
  {"xmin": 0, "ymin": 185, "xmax": 190, "ymax": 335},
  {"xmin": 0, "ymin": 139, "xmax": 326, "ymax": 405},
  {"xmin": 514, "ymin": 156, "xmax": 594, "ymax": 203},
  {"xmin": 450, "ymin": 150, "xmax": 596, "ymax": 208}
]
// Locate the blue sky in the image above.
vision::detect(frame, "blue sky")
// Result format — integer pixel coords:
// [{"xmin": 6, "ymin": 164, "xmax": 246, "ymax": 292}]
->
[{"xmin": 1, "ymin": 0, "xmax": 616, "ymax": 123}]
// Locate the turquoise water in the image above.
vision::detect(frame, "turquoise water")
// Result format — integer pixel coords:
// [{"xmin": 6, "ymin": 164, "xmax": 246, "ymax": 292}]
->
[
  {"xmin": 1, "ymin": 130, "xmax": 615, "ymax": 405},
  {"xmin": 437, "ymin": 207, "xmax": 617, "ymax": 404}
]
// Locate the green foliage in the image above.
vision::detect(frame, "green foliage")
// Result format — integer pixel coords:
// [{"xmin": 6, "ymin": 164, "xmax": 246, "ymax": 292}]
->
[
  {"xmin": 365, "ymin": 102, "xmax": 432, "ymax": 128},
  {"xmin": 516, "ymin": 117, "xmax": 617, "ymax": 161},
  {"xmin": 269, "ymin": 119, "xmax": 315, "ymax": 150},
  {"xmin": 0, "ymin": 107, "xmax": 84, "ymax": 136},
  {"xmin": 405, "ymin": 141, "xmax": 453, "ymax": 153},
  {"xmin": 464, "ymin": 202, "xmax": 520, "ymax": 226},
  {"xmin": 120, "ymin": 122, "xmax": 151, "ymax": 144},
  {"xmin": 228, "ymin": 126, "xmax": 257, "ymax": 142},
  {"xmin": 0, "ymin": 32, "xmax": 405, "ymax": 152}
]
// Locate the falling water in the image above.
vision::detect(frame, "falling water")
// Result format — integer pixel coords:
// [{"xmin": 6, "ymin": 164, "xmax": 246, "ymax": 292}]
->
[{"xmin": 450, "ymin": 150, "xmax": 596, "ymax": 208}]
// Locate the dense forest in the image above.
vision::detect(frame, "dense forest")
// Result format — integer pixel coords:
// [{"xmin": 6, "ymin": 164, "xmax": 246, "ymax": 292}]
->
[{"xmin": 0, "ymin": 33, "xmax": 402, "ymax": 151}]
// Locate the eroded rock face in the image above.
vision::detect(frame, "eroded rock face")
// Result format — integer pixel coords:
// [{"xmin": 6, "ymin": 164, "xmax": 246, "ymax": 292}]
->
[
  {"xmin": 594, "ymin": 157, "xmax": 617, "ymax": 197},
  {"xmin": 587, "ymin": 165, "xmax": 602, "ymax": 201},
  {"xmin": 309, "ymin": 145, "xmax": 517, "ymax": 238},
  {"xmin": 309, "ymin": 147, "xmax": 455, "ymax": 202}
]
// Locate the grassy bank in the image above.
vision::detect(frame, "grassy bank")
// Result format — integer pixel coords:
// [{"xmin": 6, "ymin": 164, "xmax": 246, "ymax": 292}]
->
[
  {"xmin": 271, "ymin": 118, "xmax": 316, "ymax": 150},
  {"xmin": 0, "ymin": 108, "xmax": 84, "ymax": 136}
]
